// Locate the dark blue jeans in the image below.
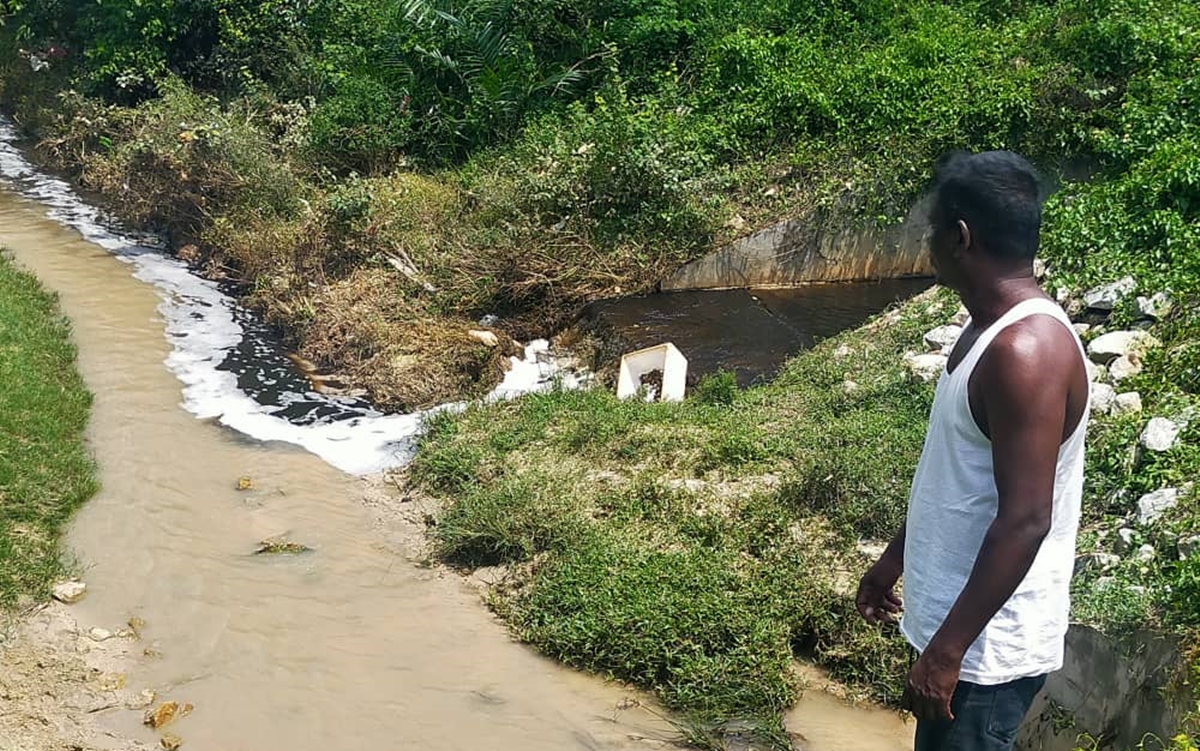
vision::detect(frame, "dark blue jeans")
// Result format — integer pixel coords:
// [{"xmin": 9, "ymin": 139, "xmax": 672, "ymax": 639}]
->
[{"xmin": 914, "ymin": 674, "xmax": 1046, "ymax": 751}]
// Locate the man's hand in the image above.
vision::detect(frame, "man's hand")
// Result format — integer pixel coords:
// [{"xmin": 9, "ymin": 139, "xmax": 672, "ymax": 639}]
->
[
  {"xmin": 855, "ymin": 558, "xmax": 903, "ymax": 625},
  {"xmin": 901, "ymin": 646, "xmax": 962, "ymax": 721}
]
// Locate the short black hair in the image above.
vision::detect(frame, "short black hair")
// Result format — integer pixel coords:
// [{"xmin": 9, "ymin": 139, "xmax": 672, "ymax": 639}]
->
[{"xmin": 931, "ymin": 151, "xmax": 1046, "ymax": 261}]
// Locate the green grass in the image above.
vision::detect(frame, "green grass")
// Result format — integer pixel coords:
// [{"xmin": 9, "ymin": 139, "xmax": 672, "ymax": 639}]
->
[
  {"xmin": 413, "ymin": 276, "xmax": 1200, "ymax": 745},
  {"xmin": 0, "ymin": 253, "xmax": 98, "ymax": 608},
  {"xmin": 411, "ymin": 289, "xmax": 955, "ymax": 744}
]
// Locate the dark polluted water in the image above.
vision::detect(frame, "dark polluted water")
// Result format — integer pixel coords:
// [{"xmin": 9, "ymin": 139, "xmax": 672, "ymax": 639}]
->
[
  {"xmin": 585, "ymin": 277, "xmax": 934, "ymax": 387},
  {"xmin": 0, "ymin": 117, "xmax": 559, "ymax": 473}
]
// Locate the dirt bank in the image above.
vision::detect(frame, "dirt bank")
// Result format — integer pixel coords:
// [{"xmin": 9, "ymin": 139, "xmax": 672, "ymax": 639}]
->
[{"xmin": 1, "ymin": 603, "xmax": 152, "ymax": 751}]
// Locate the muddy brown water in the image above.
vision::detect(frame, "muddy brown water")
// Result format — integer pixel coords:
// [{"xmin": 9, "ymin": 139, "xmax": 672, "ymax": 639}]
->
[{"xmin": 0, "ymin": 187, "xmax": 913, "ymax": 748}]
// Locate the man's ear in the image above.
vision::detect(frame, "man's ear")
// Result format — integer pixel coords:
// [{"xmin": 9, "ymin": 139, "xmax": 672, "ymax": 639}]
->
[{"xmin": 957, "ymin": 219, "xmax": 972, "ymax": 253}]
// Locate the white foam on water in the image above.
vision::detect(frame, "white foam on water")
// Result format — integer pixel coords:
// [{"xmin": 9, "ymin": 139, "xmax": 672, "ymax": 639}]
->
[{"xmin": 0, "ymin": 118, "xmax": 568, "ymax": 475}]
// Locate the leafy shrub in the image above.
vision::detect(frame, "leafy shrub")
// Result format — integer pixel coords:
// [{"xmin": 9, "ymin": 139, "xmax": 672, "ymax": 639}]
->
[
  {"xmin": 6, "ymin": 0, "xmax": 311, "ymax": 100},
  {"xmin": 307, "ymin": 75, "xmax": 416, "ymax": 172},
  {"xmin": 693, "ymin": 370, "xmax": 738, "ymax": 406}
]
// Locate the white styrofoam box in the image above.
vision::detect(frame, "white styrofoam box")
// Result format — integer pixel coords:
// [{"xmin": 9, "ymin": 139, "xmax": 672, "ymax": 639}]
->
[{"xmin": 616, "ymin": 343, "xmax": 689, "ymax": 402}]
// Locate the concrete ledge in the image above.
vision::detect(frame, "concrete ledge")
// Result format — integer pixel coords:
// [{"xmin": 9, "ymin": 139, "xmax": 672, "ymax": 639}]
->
[
  {"xmin": 1018, "ymin": 625, "xmax": 1188, "ymax": 750},
  {"xmin": 662, "ymin": 201, "xmax": 934, "ymax": 291}
]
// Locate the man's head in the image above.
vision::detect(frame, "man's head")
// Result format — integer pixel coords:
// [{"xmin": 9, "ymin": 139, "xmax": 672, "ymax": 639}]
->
[{"xmin": 927, "ymin": 151, "xmax": 1045, "ymax": 289}]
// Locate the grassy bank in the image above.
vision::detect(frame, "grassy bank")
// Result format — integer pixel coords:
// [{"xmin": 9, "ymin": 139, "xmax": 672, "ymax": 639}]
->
[
  {"xmin": 409, "ymin": 261, "xmax": 1200, "ymax": 745},
  {"xmin": 1, "ymin": 0, "xmax": 1197, "ymax": 409},
  {"xmin": 407, "ymin": 288, "xmax": 947, "ymax": 744},
  {"xmin": 1, "ymin": 1, "xmax": 1198, "ymax": 744},
  {"xmin": 0, "ymin": 252, "xmax": 96, "ymax": 609}
]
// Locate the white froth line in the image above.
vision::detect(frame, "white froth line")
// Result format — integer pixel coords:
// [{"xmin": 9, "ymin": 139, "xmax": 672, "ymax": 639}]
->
[{"xmin": 0, "ymin": 120, "xmax": 567, "ymax": 475}]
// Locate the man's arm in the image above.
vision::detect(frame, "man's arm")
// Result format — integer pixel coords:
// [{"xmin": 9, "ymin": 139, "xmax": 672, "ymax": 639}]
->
[
  {"xmin": 856, "ymin": 522, "xmax": 906, "ymax": 625},
  {"xmin": 903, "ymin": 320, "xmax": 1074, "ymax": 720}
]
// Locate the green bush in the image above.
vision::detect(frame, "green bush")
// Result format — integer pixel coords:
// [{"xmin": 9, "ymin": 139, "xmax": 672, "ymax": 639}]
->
[
  {"xmin": 692, "ymin": 370, "xmax": 738, "ymax": 406},
  {"xmin": 5, "ymin": 0, "xmax": 311, "ymax": 100}
]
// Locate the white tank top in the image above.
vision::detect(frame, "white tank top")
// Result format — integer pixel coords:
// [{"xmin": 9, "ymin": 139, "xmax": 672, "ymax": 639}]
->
[{"xmin": 899, "ymin": 297, "xmax": 1089, "ymax": 685}]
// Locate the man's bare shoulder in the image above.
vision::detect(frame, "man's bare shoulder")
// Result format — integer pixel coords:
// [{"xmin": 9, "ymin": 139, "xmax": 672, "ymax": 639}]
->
[
  {"xmin": 984, "ymin": 313, "xmax": 1079, "ymax": 377},
  {"xmin": 970, "ymin": 308, "xmax": 1088, "ymax": 439}
]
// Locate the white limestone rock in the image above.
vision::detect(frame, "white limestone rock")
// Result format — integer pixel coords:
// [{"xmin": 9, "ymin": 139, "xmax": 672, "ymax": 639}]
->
[
  {"xmin": 1115, "ymin": 527, "xmax": 1137, "ymax": 554},
  {"xmin": 1084, "ymin": 276, "xmax": 1137, "ymax": 311},
  {"xmin": 1073, "ymin": 323, "xmax": 1092, "ymax": 337},
  {"xmin": 1136, "ymin": 291, "xmax": 1174, "ymax": 320},
  {"xmin": 1137, "ymin": 487, "xmax": 1179, "ymax": 525},
  {"xmin": 1087, "ymin": 330, "xmax": 1161, "ymax": 365},
  {"xmin": 1179, "ymin": 535, "xmax": 1200, "ymax": 559},
  {"xmin": 951, "ymin": 305, "xmax": 970, "ymax": 326},
  {"xmin": 1113, "ymin": 392, "xmax": 1143, "ymax": 416},
  {"xmin": 1139, "ymin": 417, "xmax": 1182, "ymax": 452},
  {"xmin": 1090, "ymin": 383, "xmax": 1116, "ymax": 414},
  {"xmin": 1108, "ymin": 354, "xmax": 1144, "ymax": 382},
  {"xmin": 1033, "ymin": 258, "xmax": 1049, "ymax": 279},
  {"xmin": 1075, "ymin": 552, "xmax": 1120, "ymax": 576},
  {"xmin": 1135, "ymin": 544, "xmax": 1157, "ymax": 562},
  {"xmin": 1085, "ymin": 359, "xmax": 1110, "ymax": 385},
  {"xmin": 924, "ymin": 325, "xmax": 963, "ymax": 354},
  {"xmin": 904, "ymin": 353, "xmax": 947, "ymax": 383}
]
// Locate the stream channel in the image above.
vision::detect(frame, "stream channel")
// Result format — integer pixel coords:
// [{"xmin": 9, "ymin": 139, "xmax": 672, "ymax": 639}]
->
[{"xmin": 0, "ymin": 118, "xmax": 914, "ymax": 751}]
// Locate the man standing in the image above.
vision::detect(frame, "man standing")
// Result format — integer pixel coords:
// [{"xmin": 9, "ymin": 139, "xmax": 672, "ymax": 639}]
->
[{"xmin": 856, "ymin": 151, "xmax": 1091, "ymax": 751}]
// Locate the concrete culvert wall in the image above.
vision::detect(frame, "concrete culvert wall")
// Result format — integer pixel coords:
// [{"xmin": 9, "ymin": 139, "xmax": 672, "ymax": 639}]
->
[
  {"xmin": 662, "ymin": 198, "xmax": 935, "ymax": 291},
  {"xmin": 1018, "ymin": 625, "xmax": 1191, "ymax": 750}
]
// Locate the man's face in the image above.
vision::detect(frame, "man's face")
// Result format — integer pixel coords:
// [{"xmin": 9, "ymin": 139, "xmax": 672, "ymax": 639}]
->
[{"xmin": 927, "ymin": 203, "xmax": 965, "ymax": 290}]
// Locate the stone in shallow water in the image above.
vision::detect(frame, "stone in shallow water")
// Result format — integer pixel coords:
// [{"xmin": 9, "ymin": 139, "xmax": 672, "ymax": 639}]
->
[
  {"xmin": 143, "ymin": 700, "xmax": 193, "ymax": 729},
  {"xmin": 52, "ymin": 580, "xmax": 87, "ymax": 604}
]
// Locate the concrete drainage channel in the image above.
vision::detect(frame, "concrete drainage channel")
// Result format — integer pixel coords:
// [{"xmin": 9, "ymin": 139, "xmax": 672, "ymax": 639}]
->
[{"xmin": 585, "ymin": 279, "xmax": 934, "ymax": 392}]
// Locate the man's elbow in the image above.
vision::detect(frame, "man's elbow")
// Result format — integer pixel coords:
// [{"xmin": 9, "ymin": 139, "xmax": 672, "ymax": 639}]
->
[
  {"xmin": 997, "ymin": 502, "xmax": 1053, "ymax": 543},
  {"xmin": 1022, "ymin": 514, "xmax": 1053, "ymax": 543}
]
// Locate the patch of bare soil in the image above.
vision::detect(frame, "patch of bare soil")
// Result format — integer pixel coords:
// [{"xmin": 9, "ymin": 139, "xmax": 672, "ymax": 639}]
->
[{"xmin": 0, "ymin": 603, "xmax": 153, "ymax": 751}]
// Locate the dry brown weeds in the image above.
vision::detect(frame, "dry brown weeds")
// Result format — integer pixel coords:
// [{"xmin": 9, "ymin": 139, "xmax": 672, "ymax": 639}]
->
[{"xmin": 1, "ymin": 76, "xmax": 699, "ymax": 408}]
